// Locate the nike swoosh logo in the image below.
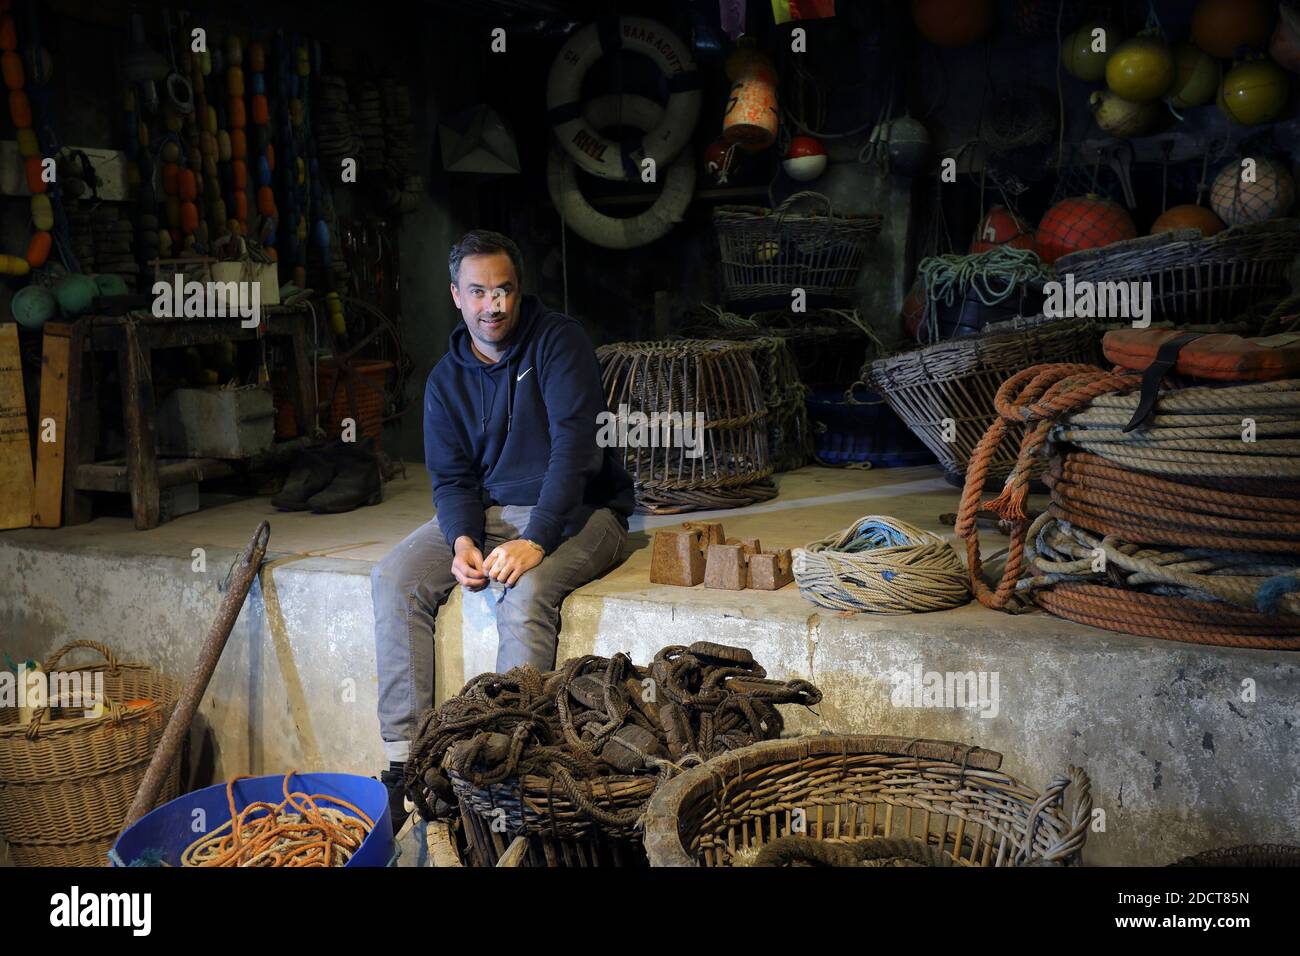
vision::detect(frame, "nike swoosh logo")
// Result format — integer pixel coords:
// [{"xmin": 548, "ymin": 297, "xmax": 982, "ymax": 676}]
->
[{"xmin": 516, "ymin": 367, "xmax": 533, "ymax": 382}]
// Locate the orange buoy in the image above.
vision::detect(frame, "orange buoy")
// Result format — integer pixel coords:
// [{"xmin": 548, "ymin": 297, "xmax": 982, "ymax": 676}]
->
[
  {"xmin": 24, "ymin": 154, "xmax": 44, "ymax": 193},
  {"xmin": 232, "ymin": 159, "xmax": 247, "ymax": 190},
  {"xmin": 8, "ymin": 88, "xmax": 30, "ymax": 126},
  {"xmin": 178, "ymin": 168, "xmax": 197, "ymax": 202},
  {"xmin": 722, "ymin": 39, "xmax": 778, "ymax": 151},
  {"xmin": 0, "ymin": 15, "xmax": 15, "ymax": 52},
  {"xmin": 1, "ymin": 50, "xmax": 22, "ymax": 89},
  {"xmin": 233, "ymin": 191, "xmax": 248, "ymax": 222},
  {"xmin": 912, "ymin": 0, "xmax": 994, "ymax": 48},
  {"xmin": 1151, "ymin": 204, "xmax": 1226, "ymax": 237},
  {"xmin": 1192, "ymin": 0, "xmax": 1272, "ymax": 60},
  {"xmin": 25, "ymin": 229, "xmax": 50, "ymax": 267},
  {"xmin": 1036, "ymin": 194, "xmax": 1137, "ymax": 264},
  {"xmin": 230, "ymin": 128, "xmax": 247, "ymax": 158},
  {"xmin": 228, "ymin": 95, "xmax": 246, "ymax": 128},
  {"xmin": 970, "ymin": 204, "xmax": 1035, "ymax": 253},
  {"xmin": 256, "ymin": 185, "xmax": 275, "ymax": 216},
  {"xmin": 265, "ymin": 144, "xmax": 275, "ymax": 171},
  {"xmin": 251, "ymin": 93, "xmax": 269, "ymax": 126},
  {"xmin": 180, "ymin": 200, "xmax": 199, "ymax": 234}
]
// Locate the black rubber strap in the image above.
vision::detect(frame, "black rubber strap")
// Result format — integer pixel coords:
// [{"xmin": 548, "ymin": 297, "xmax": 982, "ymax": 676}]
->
[{"xmin": 1124, "ymin": 332, "xmax": 1204, "ymax": 432}]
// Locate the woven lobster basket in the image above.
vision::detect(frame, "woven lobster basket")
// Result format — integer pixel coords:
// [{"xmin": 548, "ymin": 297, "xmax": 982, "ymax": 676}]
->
[
  {"xmin": 868, "ymin": 315, "xmax": 1100, "ymax": 483},
  {"xmin": 597, "ymin": 339, "xmax": 777, "ymax": 513},
  {"xmin": 643, "ymin": 735, "xmax": 1092, "ymax": 867},
  {"xmin": 448, "ymin": 768, "xmax": 656, "ymax": 867},
  {"xmin": 714, "ymin": 191, "xmax": 882, "ymax": 304},
  {"xmin": 0, "ymin": 641, "xmax": 182, "ymax": 866},
  {"xmin": 1054, "ymin": 220, "xmax": 1300, "ymax": 327}
]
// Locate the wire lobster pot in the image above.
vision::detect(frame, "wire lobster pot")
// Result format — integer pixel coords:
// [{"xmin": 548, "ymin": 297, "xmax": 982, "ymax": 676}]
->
[
  {"xmin": 597, "ymin": 340, "xmax": 777, "ymax": 514},
  {"xmin": 1053, "ymin": 220, "xmax": 1300, "ymax": 327},
  {"xmin": 713, "ymin": 191, "xmax": 882, "ymax": 304}
]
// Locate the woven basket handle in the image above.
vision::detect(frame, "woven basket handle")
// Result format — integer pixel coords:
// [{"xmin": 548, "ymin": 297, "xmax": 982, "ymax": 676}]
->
[
  {"xmin": 1033, "ymin": 764, "xmax": 1094, "ymax": 864},
  {"xmin": 43, "ymin": 639, "xmax": 121, "ymax": 674},
  {"xmin": 25, "ymin": 690, "xmax": 126, "ymax": 740},
  {"xmin": 773, "ymin": 190, "xmax": 835, "ymax": 224}
]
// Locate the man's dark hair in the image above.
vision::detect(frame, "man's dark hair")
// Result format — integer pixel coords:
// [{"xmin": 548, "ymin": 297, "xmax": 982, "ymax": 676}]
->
[{"xmin": 448, "ymin": 230, "xmax": 524, "ymax": 287}]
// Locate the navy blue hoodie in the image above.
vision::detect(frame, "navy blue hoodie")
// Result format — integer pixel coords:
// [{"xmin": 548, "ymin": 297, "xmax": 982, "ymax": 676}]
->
[{"xmin": 423, "ymin": 295, "xmax": 634, "ymax": 553}]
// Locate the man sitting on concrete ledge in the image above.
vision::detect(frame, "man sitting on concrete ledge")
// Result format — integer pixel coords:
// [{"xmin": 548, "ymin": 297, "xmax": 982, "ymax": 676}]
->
[{"xmin": 372, "ymin": 229, "xmax": 634, "ymax": 831}]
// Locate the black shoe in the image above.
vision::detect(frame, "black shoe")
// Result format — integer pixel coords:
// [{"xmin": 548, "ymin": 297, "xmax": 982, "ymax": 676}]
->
[
  {"xmin": 271, "ymin": 448, "xmax": 335, "ymax": 511},
  {"xmin": 307, "ymin": 439, "xmax": 382, "ymax": 513},
  {"xmin": 380, "ymin": 766, "xmax": 411, "ymax": 836}
]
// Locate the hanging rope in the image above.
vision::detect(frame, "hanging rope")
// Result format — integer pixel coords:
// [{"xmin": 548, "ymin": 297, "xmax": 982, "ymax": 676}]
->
[
  {"xmin": 792, "ymin": 516, "xmax": 971, "ymax": 614},
  {"xmin": 916, "ymin": 246, "xmax": 1053, "ymax": 342}
]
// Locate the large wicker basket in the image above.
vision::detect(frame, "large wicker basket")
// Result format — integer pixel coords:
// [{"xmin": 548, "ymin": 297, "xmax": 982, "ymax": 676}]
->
[
  {"xmin": 868, "ymin": 315, "xmax": 1100, "ymax": 482},
  {"xmin": 0, "ymin": 641, "xmax": 182, "ymax": 866},
  {"xmin": 449, "ymin": 768, "xmax": 655, "ymax": 867},
  {"xmin": 714, "ymin": 191, "xmax": 882, "ymax": 304},
  {"xmin": 1054, "ymin": 219, "xmax": 1300, "ymax": 327},
  {"xmin": 597, "ymin": 339, "xmax": 777, "ymax": 513},
  {"xmin": 644, "ymin": 735, "xmax": 1092, "ymax": 867}
]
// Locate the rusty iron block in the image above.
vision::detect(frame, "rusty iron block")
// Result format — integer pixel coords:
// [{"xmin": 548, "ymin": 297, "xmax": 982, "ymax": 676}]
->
[
  {"xmin": 748, "ymin": 548, "xmax": 793, "ymax": 590},
  {"xmin": 650, "ymin": 529, "xmax": 705, "ymax": 586},
  {"xmin": 725, "ymin": 536, "xmax": 761, "ymax": 556},
  {"xmin": 682, "ymin": 520, "xmax": 725, "ymax": 548},
  {"xmin": 704, "ymin": 542, "xmax": 748, "ymax": 590}
]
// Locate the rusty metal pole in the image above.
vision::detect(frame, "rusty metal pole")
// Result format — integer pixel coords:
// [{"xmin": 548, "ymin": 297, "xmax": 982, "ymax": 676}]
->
[{"xmin": 121, "ymin": 521, "xmax": 271, "ymax": 829}]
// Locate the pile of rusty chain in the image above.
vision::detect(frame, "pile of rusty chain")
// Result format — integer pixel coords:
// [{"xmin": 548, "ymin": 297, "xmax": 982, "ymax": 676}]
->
[{"xmin": 405, "ymin": 641, "xmax": 822, "ymax": 826}]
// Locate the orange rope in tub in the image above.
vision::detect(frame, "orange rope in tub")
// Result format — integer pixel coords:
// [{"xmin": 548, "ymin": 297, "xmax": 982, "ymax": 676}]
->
[{"xmin": 181, "ymin": 771, "xmax": 375, "ymax": 867}]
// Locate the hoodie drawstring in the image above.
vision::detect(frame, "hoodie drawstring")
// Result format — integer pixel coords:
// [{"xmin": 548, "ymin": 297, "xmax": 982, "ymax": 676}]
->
[
  {"xmin": 478, "ymin": 369, "xmax": 487, "ymax": 433},
  {"xmin": 507, "ymin": 359, "xmax": 514, "ymax": 434}
]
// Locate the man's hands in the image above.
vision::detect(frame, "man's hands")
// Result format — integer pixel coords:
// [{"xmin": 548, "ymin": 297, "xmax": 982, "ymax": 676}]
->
[
  {"xmin": 453, "ymin": 536, "xmax": 544, "ymax": 590},
  {"xmin": 452, "ymin": 536, "xmax": 489, "ymax": 590}
]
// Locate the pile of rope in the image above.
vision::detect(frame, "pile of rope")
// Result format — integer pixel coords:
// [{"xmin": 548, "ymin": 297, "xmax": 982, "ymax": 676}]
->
[
  {"xmin": 405, "ymin": 644, "xmax": 822, "ymax": 830},
  {"xmin": 792, "ymin": 516, "xmax": 971, "ymax": 614},
  {"xmin": 917, "ymin": 246, "xmax": 1053, "ymax": 342},
  {"xmin": 956, "ymin": 364, "xmax": 1300, "ymax": 648},
  {"xmin": 181, "ymin": 772, "xmax": 374, "ymax": 867}
]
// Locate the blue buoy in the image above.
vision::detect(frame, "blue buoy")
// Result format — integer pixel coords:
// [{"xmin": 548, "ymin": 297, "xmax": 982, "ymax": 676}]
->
[{"xmin": 110, "ymin": 772, "xmax": 395, "ymax": 867}]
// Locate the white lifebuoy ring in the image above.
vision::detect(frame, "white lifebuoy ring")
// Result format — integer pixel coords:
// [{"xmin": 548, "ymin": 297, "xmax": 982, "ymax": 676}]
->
[
  {"xmin": 548, "ymin": 95, "xmax": 696, "ymax": 249},
  {"xmin": 547, "ymin": 16, "xmax": 701, "ymax": 182}
]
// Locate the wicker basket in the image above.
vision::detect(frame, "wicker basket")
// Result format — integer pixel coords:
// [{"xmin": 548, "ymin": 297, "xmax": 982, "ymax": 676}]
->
[
  {"xmin": 714, "ymin": 191, "xmax": 882, "ymax": 304},
  {"xmin": 0, "ymin": 641, "xmax": 182, "ymax": 866},
  {"xmin": 597, "ymin": 339, "xmax": 777, "ymax": 513},
  {"xmin": 643, "ymin": 735, "xmax": 1092, "ymax": 867},
  {"xmin": 1054, "ymin": 220, "xmax": 1300, "ymax": 327},
  {"xmin": 868, "ymin": 315, "xmax": 1100, "ymax": 482},
  {"xmin": 449, "ymin": 769, "xmax": 654, "ymax": 867}
]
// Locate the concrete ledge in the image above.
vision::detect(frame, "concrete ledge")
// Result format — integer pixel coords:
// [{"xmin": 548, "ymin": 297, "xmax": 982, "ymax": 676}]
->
[{"xmin": 2, "ymin": 466, "xmax": 1296, "ymax": 865}]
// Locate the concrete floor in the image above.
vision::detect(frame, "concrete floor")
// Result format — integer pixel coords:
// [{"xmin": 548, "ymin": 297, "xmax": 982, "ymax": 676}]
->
[{"xmin": 2, "ymin": 463, "xmax": 1297, "ymax": 865}]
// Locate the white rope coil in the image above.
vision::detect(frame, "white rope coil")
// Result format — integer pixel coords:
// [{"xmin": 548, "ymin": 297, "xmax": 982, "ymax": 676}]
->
[{"xmin": 792, "ymin": 516, "xmax": 971, "ymax": 614}]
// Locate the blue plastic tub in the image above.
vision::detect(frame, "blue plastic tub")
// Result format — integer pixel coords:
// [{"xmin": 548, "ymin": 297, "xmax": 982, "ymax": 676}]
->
[
  {"xmin": 109, "ymin": 772, "xmax": 395, "ymax": 867},
  {"xmin": 806, "ymin": 387, "xmax": 938, "ymax": 468}
]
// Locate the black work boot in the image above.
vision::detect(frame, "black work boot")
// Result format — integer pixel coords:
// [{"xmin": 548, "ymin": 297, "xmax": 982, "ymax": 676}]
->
[
  {"xmin": 380, "ymin": 762, "xmax": 411, "ymax": 836},
  {"xmin": 307, "ymin": 438, "xmax": 382, "ymax": 513},
  {"xmin": 271, "ymin": 447, "xmax": 335, "ymax": 511}
]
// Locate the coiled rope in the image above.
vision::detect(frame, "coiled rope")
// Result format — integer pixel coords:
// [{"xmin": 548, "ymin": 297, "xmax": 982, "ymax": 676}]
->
[
  {"xmin": 181, "ymin": 771, "xmax": 375, "ymax": 867},
  {"xmin": 793, "ymin": 516, "xmax": 971, "ymax": 614},
  {"xmin": 957, "ymin": 364, "xmax": 1300, "ymax": 647}
]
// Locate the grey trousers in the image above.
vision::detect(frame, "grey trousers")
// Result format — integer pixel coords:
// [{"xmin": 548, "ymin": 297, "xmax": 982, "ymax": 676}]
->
[{"xmin": 371, "ymin": 504, "xmax": 627, "ymax": 763}]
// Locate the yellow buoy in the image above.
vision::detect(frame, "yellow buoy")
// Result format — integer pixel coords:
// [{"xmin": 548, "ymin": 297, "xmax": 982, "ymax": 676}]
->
[
  {"xmin": 1106, "ymin": 34, "xmax": 1174, "ymax": 103},
  {"xmin": 1168, "ymin": 43, "xmax": 1220, "ymax": 109},
  {"xmin": 1062, "ymin": 21, "xmax": 1115, "ymax": 82},
  {"xmin": 1218, "ymin": 57, "xmax": 1289, "ymax": 126},
  {"xmin": 1090, "ymin": 89, "xmax": 1160, "ymax": 138}
]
